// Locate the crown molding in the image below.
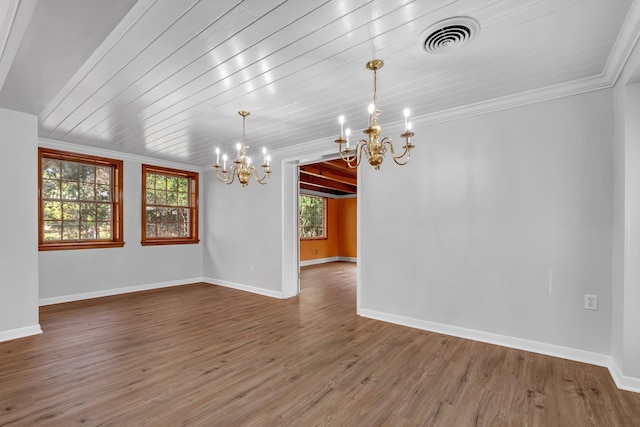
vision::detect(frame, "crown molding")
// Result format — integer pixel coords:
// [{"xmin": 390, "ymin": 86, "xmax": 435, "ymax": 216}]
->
[
  {"xmin": 604, "ymin": 0, "xmax": 640, "ymax": 86},
  {"xmin": 39, "ymin": 137, "xmax": 203, "ymax": 172},
  {"xmin": 413, "ymin": 74, "xmax": 612, "ymax": 128}
]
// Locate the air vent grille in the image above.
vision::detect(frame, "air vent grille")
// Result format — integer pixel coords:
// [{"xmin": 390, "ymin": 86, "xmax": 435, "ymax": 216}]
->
[{"xmin": 421, "ymin": 17, "xmax": 480, "ymax": 54}]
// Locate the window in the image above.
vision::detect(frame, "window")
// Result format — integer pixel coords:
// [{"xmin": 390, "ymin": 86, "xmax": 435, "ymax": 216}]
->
[
  {"xmin": 299, "ymin": 194, "xmax": 326, "ymax": 239},
  {"xmin": 38, "ymin": 148, "xmax": 124, "ymax": 251},
  {"xmin": 142, "ymin": 164, "xmax": 199, "ymax": 245}
]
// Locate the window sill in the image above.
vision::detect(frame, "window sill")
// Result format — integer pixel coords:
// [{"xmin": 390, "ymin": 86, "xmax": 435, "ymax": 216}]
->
[
  {"xmin": 39, "ymin": 241, "xmax": 126, "ymax": 251},
  {"xmin": 141, "ymin": 239, "xmax": 200, "ymax": 246}
]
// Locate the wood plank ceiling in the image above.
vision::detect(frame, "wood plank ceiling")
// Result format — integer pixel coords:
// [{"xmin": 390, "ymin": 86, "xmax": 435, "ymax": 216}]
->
[
  {"xmin": 300, "ymin": 159, "xmax": 357, "ymax": 196},
  {"xmin": 0, "ymin": 0, "xmax": 637, "ymax": 167}
]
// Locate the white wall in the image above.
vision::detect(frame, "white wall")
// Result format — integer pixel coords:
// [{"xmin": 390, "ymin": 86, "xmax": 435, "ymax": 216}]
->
[
  {"xmin": 0, "ymin": 108, "xmax": 40, "ymax": 341},
  {"xmin": 202, "ymin": 168, "xmax": 283, "ymax": 297},
  {"xmin": 360, "ymin": 89, "xmax": 614, "ymax": 355},
  {"xmin": 38, "ymin": 141, "xmax": 203, "ymax": 303}
]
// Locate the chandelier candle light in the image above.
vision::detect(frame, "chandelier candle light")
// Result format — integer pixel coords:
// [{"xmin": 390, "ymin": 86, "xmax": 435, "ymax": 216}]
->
[
  {"xmin": 213, "ymin": 111, "xmax": 271, "ymax": 186},
  {"xmin": 335, "ymin": 59, "xmax": 415, "ymax": 169}
]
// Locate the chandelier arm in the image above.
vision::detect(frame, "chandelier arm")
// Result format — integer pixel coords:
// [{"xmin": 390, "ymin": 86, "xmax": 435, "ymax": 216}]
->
[
  {"xmin": 381, "ymin": 137, "xmax": 412, "ymax": 165},
  {"xmin": 215, "ymin": 167, "xmax": 229, "ymax": 183},
  {"xmin": 251, "ymin": 165, "xmax": 271, "ymax": 185},
  {"xmin": 339, "ymin": 139, "xmax": 368, "ymax": 169},
  {"xmin": 217, "ymin": 165, "xmax": 237, "ymax": 185}
]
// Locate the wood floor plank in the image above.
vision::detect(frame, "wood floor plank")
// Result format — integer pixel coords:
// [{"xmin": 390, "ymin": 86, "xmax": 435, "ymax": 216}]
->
[{"xmin": 1, "ymin": 262, "xmax": 639, "ymax": 426}]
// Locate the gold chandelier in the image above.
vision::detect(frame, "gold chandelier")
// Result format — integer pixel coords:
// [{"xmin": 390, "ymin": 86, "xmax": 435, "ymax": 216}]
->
[
  {"xmin": 334, "ymin": 59, "xmax": 415, "ymax": 170},
  {"xmin": 213, "ymin": 111, "xmax": 271, "ymax": 186}
]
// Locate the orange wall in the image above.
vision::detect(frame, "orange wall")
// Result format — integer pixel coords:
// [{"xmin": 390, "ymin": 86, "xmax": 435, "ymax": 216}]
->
[
  {"xmin": 300, "ymin": 197, "xmax": 357, "ymax": 261},
  {"xmin": 337, "ymin": 197, "xmax": 357, "ymax": 258}
]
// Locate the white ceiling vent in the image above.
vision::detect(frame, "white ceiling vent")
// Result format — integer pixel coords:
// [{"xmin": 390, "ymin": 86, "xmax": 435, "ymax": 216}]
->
[{"xmin": 420, "ymin": 17, "xmax": 480, "ymax": 54}]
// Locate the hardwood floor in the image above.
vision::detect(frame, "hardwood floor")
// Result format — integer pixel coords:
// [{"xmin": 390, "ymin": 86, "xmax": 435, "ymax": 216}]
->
[{"xmin": 1, "ymin": 262, "xmax": 639, "ymax": 426}]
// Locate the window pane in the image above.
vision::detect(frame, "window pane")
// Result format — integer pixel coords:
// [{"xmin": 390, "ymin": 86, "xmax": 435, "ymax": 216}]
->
[
  {"xmin": 42, "ymin": 159, "xmax": 61, "ymax": 179},
  {"xmin": 96, "ymin": 166, "xmax": 111, "ymax": 185},
  {"xmin": 61, "ymin": 181, "xmax": 78, "ymax": 200},
  {"xmin": 96, "ymin": 204, "xmax": 111, "ymax": 222},
  {"xmin": 299, "ymin": 195, "xmax": 326, "ymax": 238},
  {"xmin": 145, "ymin": 189, "xmax": 155, "ymax": 204},
  {"xmin": 97, "ymin": 222, "xmax": 112, "ymax": 239},
  {"xmin": 167, "ymin": 176, "xmax": 178, "ymax": 191},
  {"xmin": 81, "ymin": 222, "xmax": 97, "ymax": 239},
  {"xmin": 155, "ymin": 190, "xmax": 167, "ymax": 205},
  {"xmin": 80, "ymin": 203, "xmax": 95, "ymax": 221},
  {"xmin": 96, "ymin": 184, "xmax": 110, "ymax": 202},
  {"xmin": 62, "ymin": 223, "xmax": 79, "ymax": 240},
  {"xmin": 167, "ymin": 208, "xmax": 178, "ymax": 223},
  {"xmin": 178, "ymin": 208, "xmax": 189, "ymax": 223},
  {"xmin": 43, "ymin": 201, "xmax": 62, "ymax": 221},
  {"xmin": 79, "ymin": 183, "xmax": 95, "ymax": 200},
  {"xmin": 146, "ymin": 173, "xmax": 155, "ymax": 189},
  {"xmin": 177, "ymin": 192, "xmax": 188, "ymax": 206},
  {"xmin": 42, "ymin": 179, "xmax": 60, "ymax": 199},
  {"xmin": 167, "ymin": 191, "xmax": 178, "ymax": 206},
  {"xmin": 62, "ymin": 202, "xmax": 79, "ymax": 221},
  {"xmin": 167, "ymin": 223, "xmax": 179, "ymax": 237},
  {"xmin": 177, "ymin": 178, "xmax": 188, "ymax": 192},
  {"xmin": 79, "ymin": 164, "xmax": 95, "ymax": 183},
  {"xmin": 43, "ymin": 221, "xmax": 62, "ymax": 240},
  {"xmin": 146, "ymin": 223, "xmax": 156, "ymax": 238},
  {"xmin": 157, "ymin": 223, "xmax": 168, "ymax": 236},
  {"xmin": 146, "ymin": 207, "xmax": 157, "ymax": 222},
  {"xmin": 61, "ymin": 161, "xmax": 78, "ymax": 180},
  {"xmin": 155, "ymin": 175, "xmax": 166, "ymax": 190}
]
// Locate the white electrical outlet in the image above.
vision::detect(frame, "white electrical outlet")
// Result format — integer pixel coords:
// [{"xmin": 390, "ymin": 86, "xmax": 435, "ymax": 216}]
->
[{"xmin": 584, "ymin": 294, "xmax": 598, "ymax": 311}]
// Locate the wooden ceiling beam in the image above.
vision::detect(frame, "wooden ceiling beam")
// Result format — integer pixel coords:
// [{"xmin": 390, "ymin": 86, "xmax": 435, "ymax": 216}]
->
[
  {"xmin": 299, "ymin": 183, "xmax": 346, "ymax": 196},
  {"xmin": 299, "ymin": 171, "xmax": 357, "ymax": 194}
]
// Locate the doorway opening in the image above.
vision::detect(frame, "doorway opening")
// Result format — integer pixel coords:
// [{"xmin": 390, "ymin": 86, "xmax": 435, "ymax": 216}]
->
[
  {"xmin": 297, "ymin": 157, "xmax": 358, "ymax": 303},
  {"xmin": 281, "ymin": 152, "xmax": 361, "ymax": 312},
  {"xmin": 298, "ymin": 158, "xmax": 357, "ymax": 267}
]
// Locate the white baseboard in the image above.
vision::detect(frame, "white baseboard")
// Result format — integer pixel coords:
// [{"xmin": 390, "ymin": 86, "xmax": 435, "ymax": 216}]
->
[
  {"xmin": 203, "ymin": 277, "xmax": 284, "ymax": 299},
  {"xmin": 608, "ymin": 360, "xmax": 640, "ymax": 393},
  {"xmin": 300, "ymin": 256, "xmax": 356, "ymax": 266},
  {"xmin": 300, "ymin": 256, "xmax": 339, "ymax": 267},
  {"xmin": 359, "ymin": 308, "xmax": 640, "ymax": 393},
  {"xmin": 0, "ymin": 324, "xmax": 42, "ymax": 343},
  {"xmin": 39, "ymin": 277, "xmax": 204, "ymax": 306}
]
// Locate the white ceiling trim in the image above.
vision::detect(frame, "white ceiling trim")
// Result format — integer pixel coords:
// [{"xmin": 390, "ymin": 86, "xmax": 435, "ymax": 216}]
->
[
  {"xmin": 0, "ymin": 0, "xmax": 36, "ymax": 92},
  {"xmin": 604, "ymin": 0, "xmax": 640, "ymax": 86},
  {"xmin": 414, "ymin": 74, "xmax": 612, "ymax": 127},
  {"xmin": 38, "ymin": 137, "xmax": 202, "ymax": 173},
  {"xmin": 38, "ymin": 0, "xmax": 158, "ymax": 122},
  {"xmin": 273, "ymin": 73, "xmax": 613, "ymax": 159}
]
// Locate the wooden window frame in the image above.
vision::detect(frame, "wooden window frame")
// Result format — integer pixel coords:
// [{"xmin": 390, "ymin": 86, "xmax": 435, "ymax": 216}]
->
[
  {"xmin": 38, "ymin": 147, "xmax": 125, "ymax": 251},
  {"xmin": 299, "ymin": 194, "xmax": 327, "ymax": 240},
  {"xmin": 141, "ymin": 164, "xmax": 199, "ymax": 246}
]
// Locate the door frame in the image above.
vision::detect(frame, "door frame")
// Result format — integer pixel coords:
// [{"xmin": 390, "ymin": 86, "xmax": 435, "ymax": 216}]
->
[{"xmin": 280, "ymin": 148, "xmax": 361, "ymax": 314}]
